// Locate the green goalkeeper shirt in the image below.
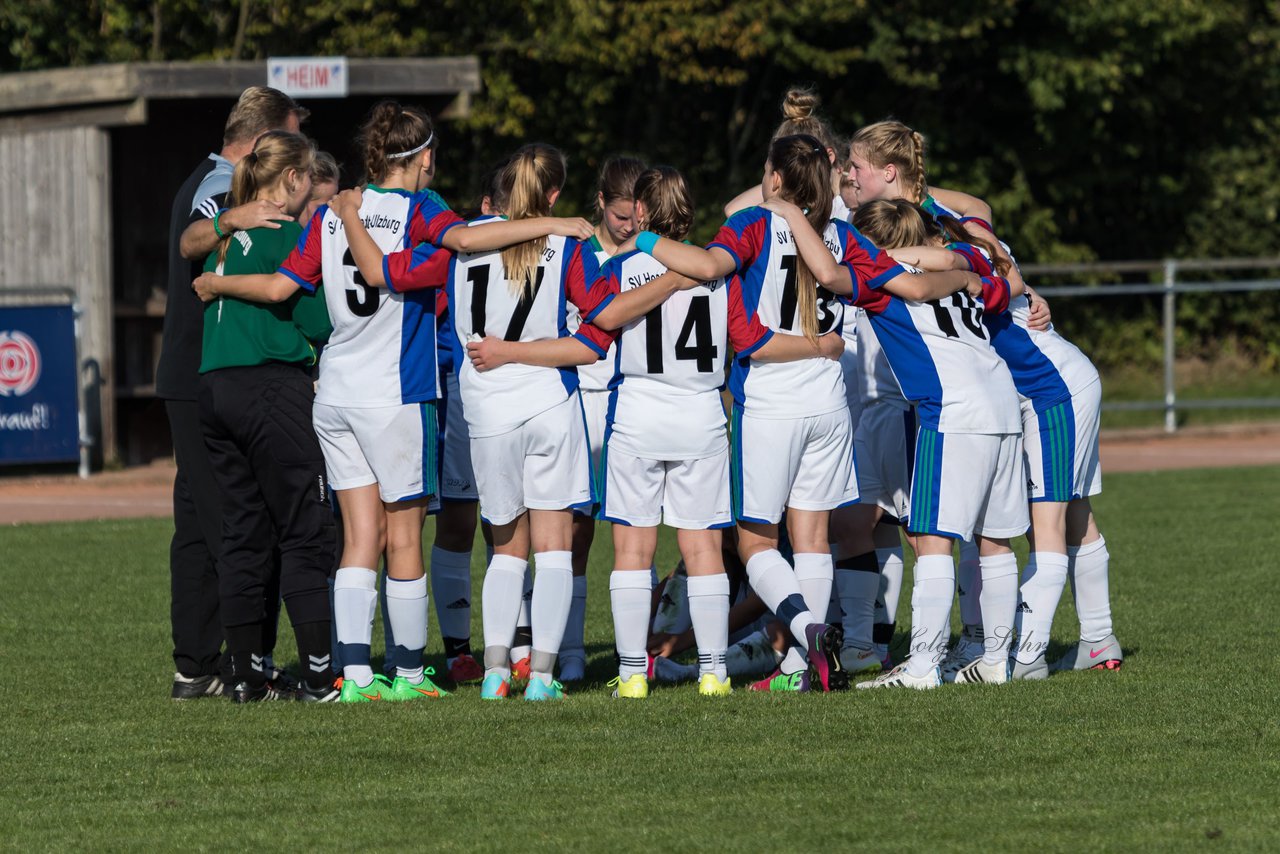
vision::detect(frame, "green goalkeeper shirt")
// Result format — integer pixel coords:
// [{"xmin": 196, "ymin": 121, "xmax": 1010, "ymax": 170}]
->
[{"xmin": 199, "ymin": 220, "xmax": 332, "ymax": 374}]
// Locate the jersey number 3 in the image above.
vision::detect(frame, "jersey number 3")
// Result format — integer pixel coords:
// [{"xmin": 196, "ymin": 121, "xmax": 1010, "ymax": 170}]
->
[
  {"xmin": 644, "ymin": 296, "xmax": 718, "ymax": 374},
  {"xmin": 342, "ymin": 248, "xmax": 379, "ymax": 318}
]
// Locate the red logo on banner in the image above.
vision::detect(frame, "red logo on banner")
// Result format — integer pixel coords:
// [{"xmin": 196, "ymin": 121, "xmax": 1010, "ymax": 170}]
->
[{"xmin": 0, "ymin": 331, "xmax": 41, "ymax": 397}]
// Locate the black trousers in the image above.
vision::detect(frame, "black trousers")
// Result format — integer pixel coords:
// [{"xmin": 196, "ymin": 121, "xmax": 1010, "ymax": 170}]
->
[
  {"xmin": 198, "ymin": 364, "xmax": 334, "ymax": 631},
  {"xmin": 166, "ymin": 399, "xmax": 226, "ymax": 676}
]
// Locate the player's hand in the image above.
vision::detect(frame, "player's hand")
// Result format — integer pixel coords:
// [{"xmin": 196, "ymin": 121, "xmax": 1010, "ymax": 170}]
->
[
  {"xmin": 222, "ymin": 199, "xmax": 285, "ymax": 232},
  {"xmin": 819, "ymin": 330, "xmax": 844, "ymax": 361},
  {"xmin": 192, "ymin": 273, "xmax": 220, "ymax": 303},
  {"xmin": 759, "ymin": 197, "xmax": 803, "ymax": 220},
  {"xmin": 466, "ymin": 337, "xmax": 511, "ymax": 372},
  {"xmin": 1026, "ymin": 287, "xmax": 1052, "ymax": 330},
  {"xmin": 964, "ymin": 271, "xmax": 985, "ymax": 299},
  {"xmin": 331, "ymin": 188, "xmax": 363, "ymax": 218},
  {"xmin": 550, "ymin": 217, "xmax": 594, "ymax": 240},
  {"xmin": 647, "ymin": 632, "xmax": 681, "ymax": 659}
]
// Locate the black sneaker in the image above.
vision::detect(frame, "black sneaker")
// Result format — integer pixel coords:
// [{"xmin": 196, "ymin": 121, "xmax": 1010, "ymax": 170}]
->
[
  {"xmin": 265, "ymin": 665, "xmax": 300, "ymax": 693},
  {"xmin": 296, "ymin": 679, "xmax": 341, "ymax": 703},
  {"xmin": 230, "ymin": 680, "xmax": 294, "ymax": 703},
  {"xmin": 171, "ymin": 672, "xmax": 225, "ymax": 700}
]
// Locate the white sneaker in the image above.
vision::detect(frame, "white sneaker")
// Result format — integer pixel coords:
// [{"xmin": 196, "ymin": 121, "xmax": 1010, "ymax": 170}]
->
[
  {"xmin": 1011, "ymin": 655, "xmax": 1049, "ymax": 681},
  {"xmin": 839, "ymin": 646, "xmax": 884, "ymax": 675},
  {"xmin": 1050, "ymin": 633, "xmax": 1123, "ymax": 672},
  {"xmin": 855, "ymin": 662, "xmax": 941, "ymax": 690},
  {"xmin": 954, "ymin": 658, "xmax": 1010, "ymax": 685},
  {"xmin": 941, "ymin": 632, "xmax": 984, "ymax": 683}
]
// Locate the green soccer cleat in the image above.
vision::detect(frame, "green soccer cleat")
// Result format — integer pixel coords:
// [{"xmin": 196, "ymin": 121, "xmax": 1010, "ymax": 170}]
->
[
  {"xmin": 523, "ymin": 678, "xmax": 566, "ymax": 701},
  {"xmin": 608, "ymin": 673, "xmax": 649, "ymax": 699},
  {"xmin": 339, "ymin": 674, "xmax": 395, "ymax": 703},
  {"xmin": 748, "ymin": 669, "xmax": 810, "ymax": 693},
  {"xmin": 390, "ymin": 668, "xmax": 449, "ymax": 701},
  {"xmin": 698, "ymin": 673, "xmax": 732, "ymax": 696}
]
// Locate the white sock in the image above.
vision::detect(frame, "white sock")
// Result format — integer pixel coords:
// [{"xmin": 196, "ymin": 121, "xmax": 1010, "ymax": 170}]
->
[
  {"xmin": 1069, "ymin": 536, "xmax": 1113, "ymax": 642},
  {"xmin": 561, "ymin": 575, "xmax": 587, "ymax": 661},
  {"xmin": 725, "ymin": 629, "xmax": 782, "ymax": 677},
  {"xmin": 958, "ymin": 539, "xmax": 983, "ymax": 633},
  {"xmin": 686, "ymin": 573, "xmax": 729, "ymax": 679},
  {"xmin": 1015, "ymin": 551, "xmax": 1069, "ymax": 663},
  {"xmin": 481, "ymin": 554, "xmax": 527, "ymax": 677},
  {"xmin": 511, "ymin": 565, "xmax": 533, "ymax": 665},
  {"xmin": 978, "ymin": 552, "xmax": 1019, "ymax": 665},
  {"xmin": 745, "ymin": 550, "xmax": 815, "ymax": 651},
  {"xmin": 836, "ymin": 554, "xmax": 879, "ymax": 652},
  {"xmin": 610, "ymin": 569, "xmax": 652, "ymax": 678},
  {"xmin": 793, "ymin": 553, "xmax": 834, "ymax": 623},
  {"xmin": 779, "ymin": 646, "xmax": 807, "ymax": 676},
  {"xmin": 386, "ymin": 575, "xmax": 428, "ymax": 681},
  {"xmin": 334, "ymin": 566, "xmax": 377, "ymax": 686},
  {"xmin": 430, "ymin": 546, "xmax": 472, "ymax": 660},
  {"xmin": 906, "ymin": 554, "xmax": 954, "ymax": 678},
  {"xmin": 530, "ymin": 551, "xmax": 574, "ymax": 678},
  {"xmin": 874, "ymin": 545, "xmax": 905, "ymax": 658}
]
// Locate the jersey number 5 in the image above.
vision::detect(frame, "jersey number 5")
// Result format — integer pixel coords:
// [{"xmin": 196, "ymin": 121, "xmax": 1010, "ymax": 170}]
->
[
  {"xmin": 342, "ymin": 248, "xmax": 379, "ymax": 318},
  {"xmin": 644, "ymin": 295, "xmax": 718, "ymax": 374},
  {"xmin": 469, "ymin": 266, "xmax": 546, "ymax": 341}
]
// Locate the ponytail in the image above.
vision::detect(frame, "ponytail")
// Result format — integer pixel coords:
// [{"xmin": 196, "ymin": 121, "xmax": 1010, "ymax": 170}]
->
[
  {"xmin": 497, "ymin": 143, "xmax": 567, "ymax": 298},
  {"xmin": 358, "ymin": 100, "xmax": 435, "ymax": 185},
  {"xmin": 220, "ymin": 130, "xmax": 313, "ymax": 264},
  {"xmin": 633, "ymin": 166, "xmax": 694, "ymax": 241},
  {"xmin": 768, "ymin": 133, "xmax": 834, "ymax": 343},
  {"xmin": 849, "ymin": 120, "xmax": 929, "ymax": 204}
]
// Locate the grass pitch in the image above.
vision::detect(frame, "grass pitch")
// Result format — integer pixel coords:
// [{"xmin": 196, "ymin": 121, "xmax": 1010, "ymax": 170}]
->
[{"xmin": 2, "ymin": 466, "xmax": 1278, "ymax": 850}]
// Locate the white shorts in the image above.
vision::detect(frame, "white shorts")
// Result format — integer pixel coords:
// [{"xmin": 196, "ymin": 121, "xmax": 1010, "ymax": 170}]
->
[
  {"xmin": 601, "ymin": 447, "xmax": 732, "ymax": 530},
  {"xmin": 854, "ymin": 402, "xmax": 915, "ymax": 521},
  {"xmin": 1023, "ymin": 380, "xmax": 1103, "ymax": 502},
  {"xmin": 732, "ymin": 406, "xmax": 857, "ymax": 525},
  {"xmin": 576, "ymin": 388, "xmax": 610, "ymax": 516},
  {"xmin": 439, "ymin": 369, "xmax": 478, "ymax": 502},
  {"xmin": 908, "ymin": 428, "xmax": 1028, "ymax": 540},
  {"xmin": 313, "ymin": 401, "xmax": 437, "ymax": 503},
  {"xmin": 470, "ymin": 392, "xmax": 592, "ymax": 526}
]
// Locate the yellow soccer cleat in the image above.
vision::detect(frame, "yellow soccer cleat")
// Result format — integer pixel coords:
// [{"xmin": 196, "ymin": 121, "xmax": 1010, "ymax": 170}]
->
[
  {"xmin": 697, "ymin": 673, "xmax": 732, "ymax": 697},
  {"xmin": 608, "ymin": 673, "xmax": 649, "ymax": 699}
]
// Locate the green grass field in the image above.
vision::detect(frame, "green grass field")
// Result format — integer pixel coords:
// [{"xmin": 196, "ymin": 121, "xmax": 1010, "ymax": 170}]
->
[{"xmin": 3, "ymin": 466, "xmax": 1279, "ymax": 850}]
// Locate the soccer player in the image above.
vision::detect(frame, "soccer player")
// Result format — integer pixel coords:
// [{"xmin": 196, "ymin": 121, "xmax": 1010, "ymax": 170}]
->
[
  {"xmin": 557, "ymin": 156, "xmax": 648, "ymax": 683},
  {"xmin": 427, "ymin": 143, "xmax": 614, "ymax": 701},
  {"xmin": 779, "ymin": 197, "xmax": 1026, "ymax": 688},
  {"xmin": 191, "ymin": 131, "xmax": 337, "ymax": 702},
  {"xmin": 635, "ymin": 135, "xmax": 979, "ymax": 692}
]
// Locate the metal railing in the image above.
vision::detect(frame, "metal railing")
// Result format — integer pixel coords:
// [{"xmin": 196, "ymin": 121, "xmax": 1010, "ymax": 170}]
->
[{"xmin": 1021, "ymin": 258, "xmax": 1280, "ymax": 433}]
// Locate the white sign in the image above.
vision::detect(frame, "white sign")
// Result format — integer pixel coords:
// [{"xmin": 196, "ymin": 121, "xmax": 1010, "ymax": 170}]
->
[{"xmin": 267, "ymin": 57, "xmax": 348, "ymax": 98}]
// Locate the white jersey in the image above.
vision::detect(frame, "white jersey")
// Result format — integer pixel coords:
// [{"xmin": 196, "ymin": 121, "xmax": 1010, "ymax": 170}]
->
[
  {"xmin": 855, "ymin": 275, "xmax": 1021, "ymax": 434},
  {"xmin": 987, "ymin": 293, "xmax": 1100, "ymax": 408},
  {"xmin": 447, "ymin": 219, "xmax": 611, "ymax": 438},
  {"xmin": 831, "ymin": 194, "xmax": 853, "ymax": 225},
  {"xmin": 599, "ymin": 250, "xmax": 728, "ymax": 460},
  {"xmin": 855, "ymin": 307, "xmax": 907, "ymax": 407},
  {"xmin": 280, "ymin": 187, "xmax": 438, "ymax": 409},
  {"xmin": 567, "ymin": 237, "xmax": 617, "ymax": 392},
  {"xmin": 712, "ymin": 208, "xmax": 903, "ymax": 420}
]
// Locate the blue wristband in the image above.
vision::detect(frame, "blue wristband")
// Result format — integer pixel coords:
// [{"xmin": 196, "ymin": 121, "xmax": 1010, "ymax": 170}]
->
[{"xmin": 635, "ymin": 231, "xmax": 660, "ymax": 255}]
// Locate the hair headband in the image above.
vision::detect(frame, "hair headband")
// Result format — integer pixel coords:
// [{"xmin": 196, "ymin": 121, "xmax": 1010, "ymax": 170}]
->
[{"xmin": 387, "ymin": 132, "xmax": 435, "ymax": 160}]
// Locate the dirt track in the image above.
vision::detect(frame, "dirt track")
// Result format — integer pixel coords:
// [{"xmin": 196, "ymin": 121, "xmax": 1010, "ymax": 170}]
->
[{"xmin": 1, "ymin": 426, "xmax": 1277, "ymax": 525}]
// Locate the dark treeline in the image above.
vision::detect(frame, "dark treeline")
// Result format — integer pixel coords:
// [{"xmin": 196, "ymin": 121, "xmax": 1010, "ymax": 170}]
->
[{"xmin": 6, "ymin": 1, "xmax": 1279, "ymax": 369}]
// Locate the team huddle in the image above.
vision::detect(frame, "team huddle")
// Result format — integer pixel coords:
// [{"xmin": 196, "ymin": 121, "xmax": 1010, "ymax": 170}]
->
[{"xmin": 186, "ymin": 86, "xmax": 1121, "ymax": 703}]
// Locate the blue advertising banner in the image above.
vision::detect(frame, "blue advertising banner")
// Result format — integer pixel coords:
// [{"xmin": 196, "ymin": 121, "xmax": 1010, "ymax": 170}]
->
[{"xmin": 0, "ymin": 305, "xmax": 80, "ymax": 465}]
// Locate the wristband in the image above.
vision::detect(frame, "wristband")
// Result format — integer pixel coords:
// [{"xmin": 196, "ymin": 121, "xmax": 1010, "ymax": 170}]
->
[
  {"xmin": 635, "ymin": 231, "xmax": 660, "ymax": 255},
  {"xmin": 213, "ymin": 208, "xmax": 228, "ymax": 239}
]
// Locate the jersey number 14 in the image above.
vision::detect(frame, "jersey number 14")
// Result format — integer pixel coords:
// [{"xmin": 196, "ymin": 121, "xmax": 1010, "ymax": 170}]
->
[{"xmin": 644, "ymin": 296, "xmax": 718, "ymax": 374}]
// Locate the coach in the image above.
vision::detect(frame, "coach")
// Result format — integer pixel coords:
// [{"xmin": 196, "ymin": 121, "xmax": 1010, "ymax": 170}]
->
[{"xmin": 160, "ymin": 87, "xmax": 308, "ymax": 699}]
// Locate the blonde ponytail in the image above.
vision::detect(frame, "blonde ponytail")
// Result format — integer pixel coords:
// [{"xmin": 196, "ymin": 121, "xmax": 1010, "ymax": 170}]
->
[
  {"xmin": 219, "ymin": 130, "xmax": 313, "ymax": 264},
  {"xmin": 769, "ymin": 133, "xmax": 834, "ymax": 343},
  {"xmin": 497, "ymin": 144, "xmax": 566, "ymax": 298}
]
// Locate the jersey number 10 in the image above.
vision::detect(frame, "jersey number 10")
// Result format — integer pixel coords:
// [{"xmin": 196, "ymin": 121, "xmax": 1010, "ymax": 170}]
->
[{"xmin": 928, "ymin": 291, "xmax": 986, "ymax": 340}]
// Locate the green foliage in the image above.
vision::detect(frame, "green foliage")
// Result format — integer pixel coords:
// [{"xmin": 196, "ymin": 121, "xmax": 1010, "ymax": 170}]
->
[{"xmin": 4, "ymin": 2, "xmax": 1280, "ymax": 356}]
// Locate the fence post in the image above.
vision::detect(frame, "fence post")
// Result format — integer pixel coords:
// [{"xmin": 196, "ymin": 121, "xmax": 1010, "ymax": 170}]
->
[{"xmin": 1163, "ymin": 259, "xmax": 1178, "ymax": 434}]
